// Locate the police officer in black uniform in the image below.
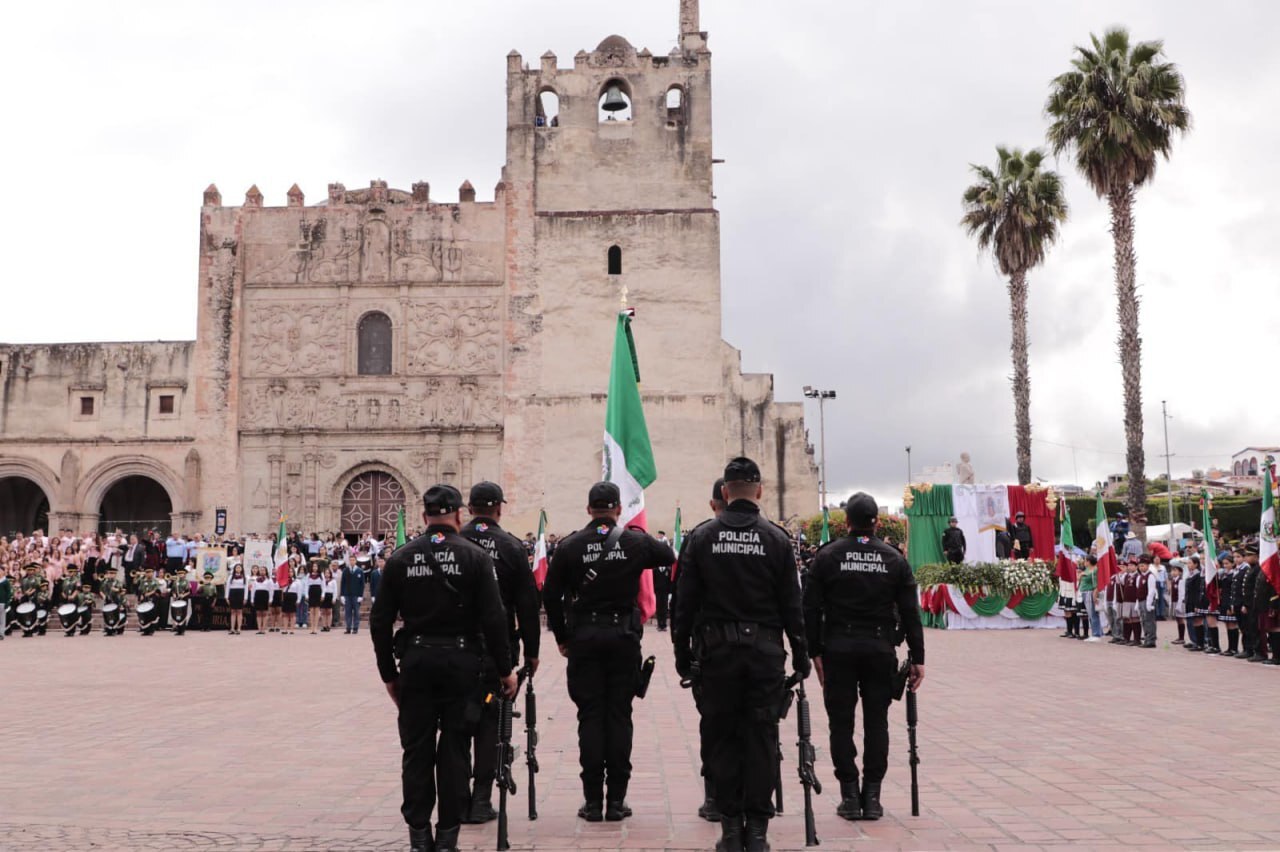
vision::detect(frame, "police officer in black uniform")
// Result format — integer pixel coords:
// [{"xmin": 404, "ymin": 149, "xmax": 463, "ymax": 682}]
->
[
  {"xmin": 459, "ymin": 480, "xmax": 541, "ymax": 824},
  {"xmin": 673, "ymin": 458, "xmax": 809, "ymax": 852},
  {"xmin": 670, "ymin": 477, "xmax": 727, "ymax": 823},
  {"xmin": 543, "ymin": 481, "xmax": 676, "ymax": 822},
  {"xmin": 803, "ymin": 492, "xmax": 925, "ymax": 822},
  {"xmin": 371, "ymin": 484, "xmax": 517, "ymax": 852}
]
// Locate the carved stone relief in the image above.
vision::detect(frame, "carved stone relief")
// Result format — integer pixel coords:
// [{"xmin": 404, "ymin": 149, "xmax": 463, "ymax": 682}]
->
[
  {"xmin": 407, "ymin": 300, "xmax": 501, "ymax": 374},
  {"xmin": 240, "ymin": 379, "xmax": 500, "ymax": 431},
  {"xmin": 244, "ymin": 304, "xmax": 343, "ymax": 376}
]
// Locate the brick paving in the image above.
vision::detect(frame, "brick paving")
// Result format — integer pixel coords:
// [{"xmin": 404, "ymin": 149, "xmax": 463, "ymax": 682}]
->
[{"xmin": 3, "ymin": 625, "xmax": 1279, "ymax": 851}]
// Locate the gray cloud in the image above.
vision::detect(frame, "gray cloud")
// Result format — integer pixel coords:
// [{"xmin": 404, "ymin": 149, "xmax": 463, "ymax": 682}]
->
[{"xmin": 3, "ymin": 0, "xmax": 1277, "ymax": 509}]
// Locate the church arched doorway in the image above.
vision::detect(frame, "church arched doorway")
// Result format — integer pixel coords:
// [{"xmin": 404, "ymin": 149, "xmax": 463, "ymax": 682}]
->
[
  {"xmin": 0, "ymin": 476, "xmax": 50, "ymax": 535},
  {"xmin": 340, "ymin": 471, "xmax": 406, "ymax": 540},
  {"xmin": 99, "ymin": 475, "xmax": 173, "ymax": 536}
]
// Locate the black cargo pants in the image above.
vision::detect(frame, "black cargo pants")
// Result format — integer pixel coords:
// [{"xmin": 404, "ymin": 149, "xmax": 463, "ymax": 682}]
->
[
  {"xmin": 698, "ymin": 627, "xmax": 785, "ymax": 820},
  {"xmin": 821, "ymin": 636, "xmax": 896, "ymax": 785},
  {"xmin": 566, "ymin": 624, "xmax": 641, "ymax": 802},
  {"xmin": 397, "ymin": 645, "xmax": 481, "ymax": 831}
]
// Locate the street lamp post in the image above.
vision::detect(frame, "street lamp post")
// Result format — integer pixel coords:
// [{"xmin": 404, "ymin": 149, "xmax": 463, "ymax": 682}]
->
[
  {"xmin": 1162, "ymin": 400, "xmax": 1176, "ymax": 551},
  {"xmin": 803, "ymin": 386, "xmax": 837, "ymax": 509},
  {"xmin": 905, "ymin": 445, "xmax": 912, "ymax": 486}
]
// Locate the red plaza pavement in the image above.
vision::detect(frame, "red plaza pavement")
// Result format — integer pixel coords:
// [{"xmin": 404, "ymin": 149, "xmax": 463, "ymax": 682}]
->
[{"xmin": 3, "ymin": 625, "xmax": 1279, "ymax": 851}]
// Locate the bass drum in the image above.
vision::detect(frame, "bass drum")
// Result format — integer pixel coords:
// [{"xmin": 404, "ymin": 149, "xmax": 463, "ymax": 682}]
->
[
  {"xmin": 136, "ymin": 600, "xmax": 157, "ymax": 628},
  {"xmin": 102, "ymin": 602, "xmax": 121, "ymax": 627},
  {"xmin": 16, "ymin": 601, "xmax": 37, "ymax": 627},
  {"xmin": 169, "ymin": 599, "xmax": 190, "ymax": 626}
]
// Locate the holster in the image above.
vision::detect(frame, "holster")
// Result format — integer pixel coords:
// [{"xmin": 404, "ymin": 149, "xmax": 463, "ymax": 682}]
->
[{"xmin": 892, "ymin": 657, "xmax": 910, "ymax": 702}]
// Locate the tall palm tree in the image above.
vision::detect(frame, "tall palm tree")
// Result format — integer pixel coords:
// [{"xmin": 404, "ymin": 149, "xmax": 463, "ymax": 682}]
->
[
  {"xmin": 1046, "ymin": 28, "xmax": 1190, "ymax": 528},
  {"xmin": 961, "ymin": 147, "xmax": 1068, "ymax": 485}
]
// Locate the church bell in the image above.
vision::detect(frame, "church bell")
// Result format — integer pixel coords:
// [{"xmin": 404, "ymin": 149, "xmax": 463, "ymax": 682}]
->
[{"xmin": 601, "ymin": 85, "xmax": 628, "ymax": 112}]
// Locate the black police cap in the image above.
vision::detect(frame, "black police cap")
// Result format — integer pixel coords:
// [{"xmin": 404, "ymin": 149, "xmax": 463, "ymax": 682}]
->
[
  {"xmin": 723, "ymin": 456, "xmax": 761, "ymax": 483},
  {"xmin": 845, "ymin": 492, "xmax": 879, "ymax": 524},
  {"xmin": 588, "ymin": 481, "xmax": 621, "ymax": 509},
  {"xmin": 423, "ymin": 484, "xmax": 464, "ymax": 516},
  {"xmin": 468, "ymin": 481, "xmax": 506, "ymax": 508},
  {"xmin": 710, "ymin": 477, "xmax": 726, "ymax": 502}
]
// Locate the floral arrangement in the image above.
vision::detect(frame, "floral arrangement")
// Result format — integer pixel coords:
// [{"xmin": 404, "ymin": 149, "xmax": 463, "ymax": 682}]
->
[{"xmin": 915, "ymin": 558, "xmax": 1055, "ymax": 597}]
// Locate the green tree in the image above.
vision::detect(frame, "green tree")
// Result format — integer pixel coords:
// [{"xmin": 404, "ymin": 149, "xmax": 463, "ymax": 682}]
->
[
  {"xmin": 961, "ymin": 147, "xmax": 1068, "ymax": 485},
  {"xmin": 1046, "ymin": 28, "xmax": 1191, "ymax": 530}
]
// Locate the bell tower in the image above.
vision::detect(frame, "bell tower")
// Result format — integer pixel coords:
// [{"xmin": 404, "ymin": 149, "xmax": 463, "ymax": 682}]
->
[{"xmin": 499, "ymin": 1, "xmax": 731, "ymax": 525}]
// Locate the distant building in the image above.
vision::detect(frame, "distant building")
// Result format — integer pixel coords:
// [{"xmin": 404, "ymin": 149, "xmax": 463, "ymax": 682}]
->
[{"xmin": 1230, "ymin": 447, "xmax": 1279, "ymax": 478}]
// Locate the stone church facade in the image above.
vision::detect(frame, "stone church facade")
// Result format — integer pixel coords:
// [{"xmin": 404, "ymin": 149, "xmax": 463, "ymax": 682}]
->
[{"xmin": 0, "ymin": 0, "xmax": 817, "ymax": 539}]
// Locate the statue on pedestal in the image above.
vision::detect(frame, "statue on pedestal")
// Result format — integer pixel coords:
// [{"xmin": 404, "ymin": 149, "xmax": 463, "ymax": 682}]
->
[{"xmin": 957, "ymin": 452, "xmax": 975, "ymax": 485}]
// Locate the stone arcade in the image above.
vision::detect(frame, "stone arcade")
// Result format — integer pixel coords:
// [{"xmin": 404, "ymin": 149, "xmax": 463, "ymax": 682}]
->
[{"xmin": 0, "ymin": 0, "xmax": 817, "ymax": 538}]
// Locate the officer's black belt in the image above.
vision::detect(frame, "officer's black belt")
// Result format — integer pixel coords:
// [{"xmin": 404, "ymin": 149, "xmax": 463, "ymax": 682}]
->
[
  {"xmin": 702, "ymin": 621, "xmax": 783, "ymax": 646},
  {"xmin": 405, "ymin": 634, "xmax": 480, "ymax": 651},
  {"xmin": 829, "ymin": 622, "xmax": 895, "ymax": 640},
  {"xmin": 578, "ymin": 610, "xmax": 629, "ymax": 626}
]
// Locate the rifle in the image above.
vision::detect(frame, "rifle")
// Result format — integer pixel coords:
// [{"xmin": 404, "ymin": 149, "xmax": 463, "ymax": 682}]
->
[
  {"xmin": 524, "ymin": 666, "xmax": 539, "ymax": 821},
  {"xmin": 787, "ymin": 673, "xmax": 822, "ymax": 847},
  {"xmin": 495, "ymin": 669, "xmax": 527, "ymax": 852},
  {"xmin": 774, "ymin": 686, "xmax": 795, "ymax": 815},
  {"xmin": 904, "ymin": 657, "xmax": 920, "ymax": 817}
]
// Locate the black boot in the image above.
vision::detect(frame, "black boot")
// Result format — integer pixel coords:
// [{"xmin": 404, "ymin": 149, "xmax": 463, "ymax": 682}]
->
[
  {"xmin": 836, "ymin": 779, "xmax": 861, "ymax": 820},
  {"xmin": 1226, "ymin": 628, "xmax": 1239, "ymax": 655},
  {"xmin": 465, "ymin": 788, "xmax": 497, "ymax": 824},
  {"xmin": 698, "ymin": 777, "xmax": 721, "ymax": 822},
  {"xmin": 1266, "ymin": 635, "xmax": 1280, "ymax": 665},
  {"xmin": 861, "ymin": 780, "xmax": 884, "ymax": 820},
  {"xmin": 577, "ymin": 800, "xmax": 603, "ymax": 822},
  {"xmin": 408, "ymin": 825, "xmax": 433, "ymax": 852},
  {"xmin": 716, "ymin": 816, "xmax": 745, "ymax": 852},
  {"xmin": 744, "ymin": 816, "xmax": 771, "ymax": 852},
  {"xmin": 1205, "ymin": 627, "xmax": 1221, "ymax": 654},
  {"xmin": 433, "ymin": 825, "xmax": 459, "ymax": 852},
  {"xmin": 605, "ymin": 799, "xmax": 632, "ymax": 821}
]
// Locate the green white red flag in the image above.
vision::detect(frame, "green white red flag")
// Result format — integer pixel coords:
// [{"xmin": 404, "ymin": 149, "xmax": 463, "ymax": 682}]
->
[
  {"xmin": 395, "ymin": 506, "xmax": 407, "ymax": 549},
  {"xmin": 273, "ymin": 516, "xmax": 291, "ymax": 586},
  {"xmin": 1056, "ymin": 499, "xmax": 1077, "ymax": 582},
  {"xmin": 532, "ymin": 510, "xmax": 549, "ymax": 591},
  {"xmin": 1261, "ymin": 467, "xmax": 1279, "ymax": 595},
  {"xmin": 604, "ymin": 309, "xmax": 657, "ymax": 619},
  {"xmin": 1200, "ymin": 491, "xmax": 1218, "ymax": 588},
  {"xmin": 1092, "ymin": 495, "xmax": 1117, "ymax": 589},
  {"xmin": 820, "ymin": 506, "xmax": 831, "ymax": 545}
]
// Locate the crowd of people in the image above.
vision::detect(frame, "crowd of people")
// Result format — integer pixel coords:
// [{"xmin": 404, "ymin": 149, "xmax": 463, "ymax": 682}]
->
[
  {"xmin": 1054, "ymin": 523, "xmax": 1279, "ymax": 665},
  {"xmin": 0, "ymin": 525, "xmax": 574, "ymax": 640}
]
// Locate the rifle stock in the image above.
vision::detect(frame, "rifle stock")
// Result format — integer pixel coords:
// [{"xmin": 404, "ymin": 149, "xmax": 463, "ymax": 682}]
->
[
  {"xmin": 524, "ymin": 666, "xmax": 539, "ymax": 821},
  {"xmin": 788, "ymin": 674, "xmax": 821, "ymax": 847},
  {"xmin": 905, "ymin": 659, "xmax": 920, "ymax": 817},
  {"xmin": 495, "ymin": 669, "xmax": 527, "ymax": 851}
]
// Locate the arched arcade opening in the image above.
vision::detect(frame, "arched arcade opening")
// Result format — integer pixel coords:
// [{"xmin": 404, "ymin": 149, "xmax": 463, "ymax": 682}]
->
[
  {"xmin": 0, "ymin": 477, "xmax": 50, "ymax": 535},
  {"xmin": 99, "ymin": 475, "xmax": 173, "ymax": 536}
]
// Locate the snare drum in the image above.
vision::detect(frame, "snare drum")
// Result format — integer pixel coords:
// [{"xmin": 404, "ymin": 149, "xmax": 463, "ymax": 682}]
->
[
  {"xmin": 57, "ymin": 603, "xmax": 78, "ymax": 629},
  {"xmin": 137, "ymin": 600, "xmax": 157, "ymax": 626}
]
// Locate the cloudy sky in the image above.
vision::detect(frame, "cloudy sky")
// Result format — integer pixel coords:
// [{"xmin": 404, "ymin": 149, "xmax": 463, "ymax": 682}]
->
[{"xmin": 4, "ymin": 0, "xmax": 1277, "ymax": 508}]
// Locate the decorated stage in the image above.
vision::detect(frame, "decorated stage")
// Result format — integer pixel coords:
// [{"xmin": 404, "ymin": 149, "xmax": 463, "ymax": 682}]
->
[{"xmin": 906, "ymin": 483, "xmax": 1066, "ymax": 630}]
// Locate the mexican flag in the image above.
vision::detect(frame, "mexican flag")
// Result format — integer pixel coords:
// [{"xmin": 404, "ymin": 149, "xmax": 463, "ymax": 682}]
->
[
  {"xmin": 1093, "ymin": 495, "xmax": 1117, "ymax": 590},
  {"xmin": 820, "ymin": 506, "xmax": 831, "ymax": 545},
  {"xmin": 532, "ymin": 510, "xmax": 549, "ymax": 591},
  {"xmin": 604, "ymin": 309, "xmax": 657, "ymax": 620},
  {"xmin": 1200, "ymin": 491, "xmax": 1218, "ymax": 589},
  {"xmin": 1056, "ymin": 499, "xmax": 1077, "ymax": 583},
  {"xmin": 273, "ymin": 516, "xmax": 291, "ymax": 587},
  {"xmin": 395, "ymin": 506, "xmax": 407, "ymax": 549},
  {"xmin": 671, "ymin": 506, "xmax": 684, "ymax": 582},
  {"xmin": 1261, "ymin": 468, "xmax": 1279, "ymax": 595}
]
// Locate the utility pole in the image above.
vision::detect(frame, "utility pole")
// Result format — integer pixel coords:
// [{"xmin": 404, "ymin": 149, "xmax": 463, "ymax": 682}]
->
[
  {"xmin": 905, "ymin": 446, "xmax": 912, "ymax": 487},
  {"xmin": 804, "ymin": 386, "xmax": 836, "ymax": 509},
  {"xmin": 1161, "ymin": 400, "xmax": 1175, "ymax": 551}
]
